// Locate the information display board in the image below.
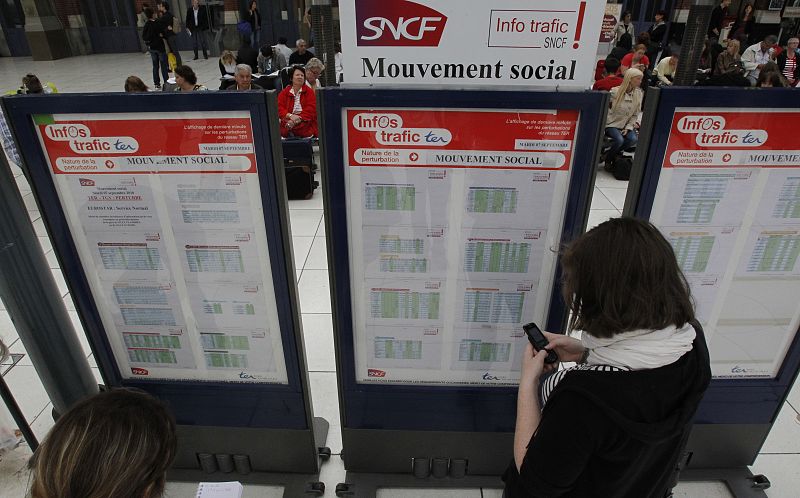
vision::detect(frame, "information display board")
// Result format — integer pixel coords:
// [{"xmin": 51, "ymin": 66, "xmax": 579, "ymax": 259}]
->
[
  {"xmin": 3, "ymin": 93, "xmax": 314, "ymax": 433},
  {"xmin": 320, "ymin": 89, "xmax": 607, "ymax": 441},
  {"xmin": 648, "ymin": 108, "xmax": 800, "ymax": 380},
  {"xmin": 34, "ymin": 112, "xmax": 288, "ymax": 384},
  {"xmin": 344, "ymin": 108, "xmax": 578, "ymax": 386},
  {"xmin": 629, "ymin": 89, "xmax": 800, "ymax": 443}
]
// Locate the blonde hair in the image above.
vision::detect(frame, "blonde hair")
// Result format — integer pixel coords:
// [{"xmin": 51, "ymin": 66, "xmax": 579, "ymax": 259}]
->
[
  {"xmin": 30, "ymin": 389, "xmax": 176, "ymax": 498},
  {"xmin": 612, "ymin": 68, "xmax": 643, "ymax": 112},
  {"xmin": 305, "ymin": 57, "xmax": 325, "ymax": 73},
  {"xmin": 727, "ymin": 39, "xmax": 740, "ymax": 52},
  {"xmin": 221, "ymin": 50, "xmax": 235, "ymax": 65}
]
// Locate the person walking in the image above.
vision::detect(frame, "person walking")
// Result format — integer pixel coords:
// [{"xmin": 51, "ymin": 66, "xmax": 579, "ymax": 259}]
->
[
  {"xmin": 185, "ymin": 0, "xmax": 209, "ymax": 60},
  {"xmin": 157, "ymin": 1, "xmax": 182, "ymax": 68}
]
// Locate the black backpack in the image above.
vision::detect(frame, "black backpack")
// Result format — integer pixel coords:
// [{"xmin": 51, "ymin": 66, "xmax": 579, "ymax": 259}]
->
[{"xmin": 611, "ymin": 156, "xmax": 632, "ymax": 181}]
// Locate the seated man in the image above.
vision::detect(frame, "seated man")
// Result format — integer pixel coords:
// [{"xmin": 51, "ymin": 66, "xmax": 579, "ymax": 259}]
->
[
  {"xmin": 289, "ymin": 38, "xmax": 314, "ymax": 66},
  {"xmin": 225, "ymin": 64, "xmax": 263, "ymax": 90},
  {"xmin": 593, "ymin": 58, "xmax": 623, "ymax": 91}
]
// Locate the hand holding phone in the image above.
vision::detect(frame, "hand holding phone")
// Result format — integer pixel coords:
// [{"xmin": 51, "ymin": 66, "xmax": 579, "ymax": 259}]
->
[{"xmin": 523, "ymin": 322, "xmax": 558, "ymax": 364}]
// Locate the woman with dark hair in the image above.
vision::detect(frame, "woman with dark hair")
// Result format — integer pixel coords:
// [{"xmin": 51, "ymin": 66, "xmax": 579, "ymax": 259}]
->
[
  {"xmin": 173, "ymin": 65, "xmax": 206, "ymax": 91},
  {"xmin": 608, "ymin": 33, "xmax": 633, "ymax": 62},
  {"xmin": 20, "ymin": 74, "xmax": 44, "ymax": 94},
  {"xmin": 614, "ymin": 11, "xmax": 635, "ymax": 44},
  {"xmin": 29, "ymin": 389, "xmax": 177, "ymax": 498},
  {"xmin": 646, "ymin": 10, "xmax": 668, "ymax": 68},
  {"xmin": 277, "ymin": 65, "xmax": 317, "ymax": 138},
  {"xmin": 124, "ymin": 75, "xmax": 150, "ymax": 92},
  {"xmin": 728, "ymin": 4, "xmax": 755, "ymax": 47},
  {"xmin": 248, "ymin": 1, "xmax": 262, "ymax": 48},
  {"xmin": 503, "ymin": 217, "xmax": 711, "ymax": 497}
]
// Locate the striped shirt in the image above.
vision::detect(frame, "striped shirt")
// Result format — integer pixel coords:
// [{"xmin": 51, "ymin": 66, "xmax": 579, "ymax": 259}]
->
[
  {"xmin": 783, "ymin": 56, "xmax": 797, "ymax": 84},
  {"xmin": 540, "ymin": 363, "xmax": 629, "ymax": 407},
  {"xmin": 291, "ymin": 88, "xmax": 303, "ymax": 115}
]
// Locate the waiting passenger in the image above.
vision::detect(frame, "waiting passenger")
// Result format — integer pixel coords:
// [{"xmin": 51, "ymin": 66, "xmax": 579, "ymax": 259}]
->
[
  {"xmin": 305, "ymin": 58, "xmax": 325, "ymax": 89},
  {"xmin": 226, "ymin": 64, "xmax": 262, "ymax": 91},
  {"xmin": 714, "ymin": 39, "xmax": 743, "ymax": 76},
  {"xmin": 173, "ymin": 65, "xmax": 206, "ymax": 91},
  {"xmin": 289, "ymin": 38, "xmax": 313, "ymax": 66},
  {"xmin": 29, "ymin": 389, "xmax": 177, "ymax": 498},
  {"xmin": 619, "ymin": 44, "xmax": 649, "ymax": 74},
  {"xmin": 503, "ymin": 217, "xmax": 711, "ymax": 497},
  {"xmin": 653, "ymin": 54, "xmax": 679, "ymax": 86},
  {"xmin": 742, "ymin": 35, "xmax": 778, "ymax": 86},
  {"xmin": 603, "ymin": 68, "xmax": 643, "ymax": 170},
  {"xmin": 593, "ymin": 58, "xmax": 623, "ymax": 91},
  {"xmin": 124, "ymin": 76, "xmax": 150, "ymax": 92},
  {"xmin": 777, "ymin": 37, "xmax": 800, "ymax": 87},
  {"xmin": 278, "ymin": 66, "xmax": 317, "ymax": 138},
  {"xmin": 219, "ymin": 50, "xmax": 237, "ymax": 78}
]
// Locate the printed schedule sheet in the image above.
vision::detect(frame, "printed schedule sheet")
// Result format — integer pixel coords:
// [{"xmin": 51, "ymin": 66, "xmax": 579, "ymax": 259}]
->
[
  {"xmin": 343, "ymin": 108, "xmax": 579, "ymax": 386},
  {"xmin": 35, "ymin": 111, "xmax": 288, "ymax": 383},
  {"xmin": 651, "ymin": 109, "xmax": 800, "ymax": 378}
]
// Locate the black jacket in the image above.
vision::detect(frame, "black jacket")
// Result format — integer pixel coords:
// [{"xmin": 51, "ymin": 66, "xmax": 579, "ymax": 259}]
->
[
  {"xmin": 708, "ymin": 5, "xmax": 727, "ymax": 37},
  {"xmin": 236, "ymin": 45, "xmax": 259, "ymax": 72},
  {"xmin": 185, "ymin": 6, "xmax": 209, "ymax": 31},
  {"xmin": 248, "ymin": 9, "xmax": 262, "ymax": 30},
  {"xmin": 777, "ymin": 51, "xmax": 800, "ymax": 82},
  {"xmin": 157, "ymin": 11, "xmax": 176, "ymax": 38},
  {"xmin": 503, "ymin": 323, "xmax": 711, "ymax": 498},
  {"xmin": 142, "ymin": 19, "xmax": 165, "ymax": 52},
  {"xmin": 289, "ymin": 50, "xmax": 314, "ymax": 66}
]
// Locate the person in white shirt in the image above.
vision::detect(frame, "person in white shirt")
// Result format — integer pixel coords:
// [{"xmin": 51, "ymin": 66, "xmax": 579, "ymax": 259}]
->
[
  {"xmin": 742, "ymin": 35, "xmax": 778, "ymax": 86},
  {"xmin": 274, "ymin": 37, "xmax": 293, "ymax": 62},
  {"xmin": 334, "ymin": 42, "xmax": 343, "ymax": 84},
  {"xmin": 654, "ymin": 55, "xmax": 679, "ymax": 86}
]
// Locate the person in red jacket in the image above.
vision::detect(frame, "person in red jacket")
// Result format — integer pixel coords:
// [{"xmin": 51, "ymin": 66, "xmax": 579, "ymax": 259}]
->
[
  {"xmin": 278, "ymin": 65, "xmax": 317, "ymax": 138},
  {"xmin": 593, "ymin": 58, "xmax": 624, "ymax": 91}
]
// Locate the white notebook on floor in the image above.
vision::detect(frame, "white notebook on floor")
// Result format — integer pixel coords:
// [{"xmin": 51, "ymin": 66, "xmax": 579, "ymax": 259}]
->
[{"xmin": 195, "ymin": 481, "xmax": 244, "ymax": 498}]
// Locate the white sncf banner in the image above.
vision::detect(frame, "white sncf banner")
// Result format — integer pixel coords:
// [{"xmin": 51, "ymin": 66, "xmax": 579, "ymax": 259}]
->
[{"xmin": 340, "ymin": 0, "xmax": 604, "ymax": 88}]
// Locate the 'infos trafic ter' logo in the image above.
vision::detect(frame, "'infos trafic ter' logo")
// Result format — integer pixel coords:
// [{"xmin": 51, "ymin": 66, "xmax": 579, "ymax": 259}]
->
[{"xmin": 355, "ymin": 0, "xmax": 447, "ymax": 47}]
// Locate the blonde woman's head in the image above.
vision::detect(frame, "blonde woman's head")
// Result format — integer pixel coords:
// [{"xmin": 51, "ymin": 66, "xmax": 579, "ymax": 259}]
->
[{"xmin": 221, "ymin": 50, "xmax": 236, "ymax": 65}]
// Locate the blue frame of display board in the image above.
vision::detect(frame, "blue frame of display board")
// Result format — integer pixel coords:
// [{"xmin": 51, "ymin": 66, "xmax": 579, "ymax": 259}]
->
[
  {"xmin": 3, "ymin": 92, "xmax": 313, "ymax": 431},
  {"xmin": 318, "ymin": 88, "xmax": 607, "ymax": 434},
  {"xmin": 627, "ymin": 86, "xmax": 800, "ymax": 432}
]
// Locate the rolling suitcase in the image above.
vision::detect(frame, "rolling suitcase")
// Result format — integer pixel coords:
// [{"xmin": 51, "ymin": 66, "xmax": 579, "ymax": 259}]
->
[
  {"xmin": 281, "ymin": 138, "xmax": 316, "ymax": 169},
  {"xmin": 281, "ymin": 138, "xmax": 318, "ymax": 200},
  {"xmin": 284, "ymin": 165, "xmax": 318, "ymax": 200}
]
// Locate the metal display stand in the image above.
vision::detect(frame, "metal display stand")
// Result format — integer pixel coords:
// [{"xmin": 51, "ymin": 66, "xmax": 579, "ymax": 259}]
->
[
  {"xmin": 3, "ymin": 92, "xmax": 329, "ymax": 496},
  {"xmin": 625, "ymin": 87, "xmax": 800, "ymax": 498},
  {"xmin": 317, "ymin": 88, "xmax": 607, "ymax": 496}
]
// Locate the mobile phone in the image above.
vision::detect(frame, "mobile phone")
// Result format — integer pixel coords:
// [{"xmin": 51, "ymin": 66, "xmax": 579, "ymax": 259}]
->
[{"xmin": 523, "ymin": 322, "xmax": 559, "ymax": 364}]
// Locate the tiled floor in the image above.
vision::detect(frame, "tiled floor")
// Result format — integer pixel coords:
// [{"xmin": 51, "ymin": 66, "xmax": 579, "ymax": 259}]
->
[{"xmin": 1, "ymin": 53, "xmax": 799, "ymax": 497}]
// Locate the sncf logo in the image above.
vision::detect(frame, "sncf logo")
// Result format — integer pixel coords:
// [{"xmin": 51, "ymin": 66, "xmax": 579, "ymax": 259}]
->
[
  {"xmin": 79, "ymin": 178, "xmax": 95, "ymax": 186},
  {"xmin": 367, "ymin": 368, "xmax": 386, "ymax": 377},
  {"xmin": 131, "ymin": 367, "xmax": 149, "ymax": 376},
  {"xmin": 356, "ymin": 0, "xmax": 447, "ymax": 47}
]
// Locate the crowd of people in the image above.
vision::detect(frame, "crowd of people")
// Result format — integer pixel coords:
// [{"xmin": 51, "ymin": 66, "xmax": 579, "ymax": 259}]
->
[
  {"xmin": 131, "ymin": 0, "xmax": 341, "ymax": 139},
  {"xmin": 593, "ymin": 4, "xmax": 798, "ymax": 174}
]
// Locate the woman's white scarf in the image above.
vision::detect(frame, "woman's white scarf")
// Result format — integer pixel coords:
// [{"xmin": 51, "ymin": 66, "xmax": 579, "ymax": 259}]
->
[{"xmin": 580, "ymin": 323, "xmax": 696, "ymax": 370}]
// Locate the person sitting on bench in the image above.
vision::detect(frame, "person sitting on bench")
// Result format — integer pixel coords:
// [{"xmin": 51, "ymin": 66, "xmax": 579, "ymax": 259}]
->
[{"xmin": 278, "ymin": 66, "xmax": 317, "ymax": 138}]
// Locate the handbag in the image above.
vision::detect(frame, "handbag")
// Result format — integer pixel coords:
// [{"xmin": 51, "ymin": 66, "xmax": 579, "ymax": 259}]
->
[
  {"xmin": 172, "ymin": 15, "xmax": 182, "ymax": 34},
  {"xmin": 237, "ymin": 20, "xmax": 252, "ymax": 36},
  {"xmin": 167, "ymin": 52, "xmax": 178, "ymax": 71}
]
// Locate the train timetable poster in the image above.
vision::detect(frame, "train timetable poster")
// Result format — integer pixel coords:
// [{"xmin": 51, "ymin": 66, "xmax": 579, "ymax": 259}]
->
[
  {"xmin": 342, "ymin": 107, "xmax": 579, "ymax": 386},
  {"xmin": 650, "ymin": 108, "xmax": 800, "ymax": 379},
  {"xmin": 34, "ymin": 111, "xmax": 288, "ymax": 383}
]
